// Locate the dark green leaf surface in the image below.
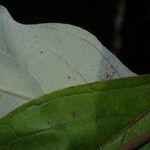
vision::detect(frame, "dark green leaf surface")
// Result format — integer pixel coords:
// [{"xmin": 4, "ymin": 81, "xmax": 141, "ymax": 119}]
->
[{"xmin": 0, "ymin": 75, "xmax": 150, "ymax": 150}]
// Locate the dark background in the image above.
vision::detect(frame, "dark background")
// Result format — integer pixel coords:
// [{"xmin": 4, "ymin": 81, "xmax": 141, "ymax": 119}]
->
[{"xmin": 0, "ymin": 0, "xmax": 150, "ymax": 74}]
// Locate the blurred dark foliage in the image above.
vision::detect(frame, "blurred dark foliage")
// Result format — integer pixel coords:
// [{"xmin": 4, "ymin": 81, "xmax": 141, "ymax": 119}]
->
[{"xmin": 0, "ymin": 0, "xmax": 150, "ymax": 74}]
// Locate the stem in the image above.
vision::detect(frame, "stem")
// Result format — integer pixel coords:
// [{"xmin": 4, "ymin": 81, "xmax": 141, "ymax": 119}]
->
[{"xmin": 120, "ymin": 130, "xmax": 150, "ymax": 150}]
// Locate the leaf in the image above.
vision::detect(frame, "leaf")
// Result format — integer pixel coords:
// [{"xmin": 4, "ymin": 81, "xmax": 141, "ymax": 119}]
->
[
  {"xmin": 0, "ymin": 75, "xmax": 149, "ymax": 150},
  {"xmin": 0, "ymin": 50, "xmax": 43, "ymax": 117},
  {"xmin": 0, "ymin": 5, "xmax": 136, "ymax": 117}
]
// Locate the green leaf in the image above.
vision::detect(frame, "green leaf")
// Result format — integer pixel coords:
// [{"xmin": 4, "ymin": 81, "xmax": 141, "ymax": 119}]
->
[
  {"xmin": 0, "ymin": 75, "xmax": 150, "ymax": 150},
  {"xmin": 0, "ymin": 5, "xmax": 136, "ymax": 117}
]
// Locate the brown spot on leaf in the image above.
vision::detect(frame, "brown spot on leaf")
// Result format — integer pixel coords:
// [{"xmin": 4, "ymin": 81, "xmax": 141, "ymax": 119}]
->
[{"xmin": 70, "ymin": 112, "xmax": 79, "ymax": 119}]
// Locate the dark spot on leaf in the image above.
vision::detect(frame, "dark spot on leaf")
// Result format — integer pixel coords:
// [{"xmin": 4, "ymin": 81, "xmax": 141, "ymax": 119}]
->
[
  {"xmin": 106, "ymin": 71, "xmax": 116, "ymax": 80},
  {"xmin": 40, "ymin": 51, "xmax": 43, "ymax": 54},
  {"xmin": 31, "ymin": 46, "xmax": 34, "ymax": 49},
  {"xmin": 90, "ymin": 87, "xmax": 94, "ymax": 90},
  {"xmin": 35, "ymin": 35, "xmax": 38, "ymax": 38},
  {"xmin": 112, "ymin": 71, "xmax": 115, "ymax": 75},
  {"xmin": 67, "ymin": 75, "xmax": 71, "ymax": 79},
  {"xmin": 47, "ymin": 120, "xmax": 51, "ymax": 125},
  {"xmin": 106, "ymin": 74, "xmax": 111, "ymax": 80},
  {"xmin": 70, "ymin": 112, "xmax": 79, "ymax": 119}
]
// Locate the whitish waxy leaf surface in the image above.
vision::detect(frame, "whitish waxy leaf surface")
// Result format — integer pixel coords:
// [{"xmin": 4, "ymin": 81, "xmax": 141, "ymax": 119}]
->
[
  {"xmin": 0, "ymin": 50, "xmax": 43, "ymax": 117},
  {"xmin": 0, "ymin": 5, "xmax": 135, "ymax": 117},
  {"xmin": 0, "ymin": 75, "xmax": 149, "ymax": 150}
]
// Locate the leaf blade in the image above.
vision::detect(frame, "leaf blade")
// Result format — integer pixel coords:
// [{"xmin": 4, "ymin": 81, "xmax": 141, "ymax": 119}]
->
[{"xmin": 0, "ymin": 75, "xmax": 150, "ymax": 150}]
